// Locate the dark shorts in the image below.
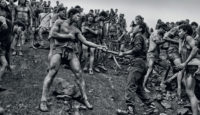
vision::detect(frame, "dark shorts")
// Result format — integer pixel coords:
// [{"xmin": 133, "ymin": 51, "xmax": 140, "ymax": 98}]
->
[
  {"xmin": 185, "ymin": 65, "xmax": 198, "ymax": 75},
  {"xmin": 52, "ymin": 46, "xmax": 77, "ymax": 65}
]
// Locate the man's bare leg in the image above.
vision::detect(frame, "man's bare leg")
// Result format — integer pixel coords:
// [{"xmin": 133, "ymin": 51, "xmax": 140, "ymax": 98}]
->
[
  {"xmin": 82, "ymin": 44, "xmax": 89, "ymax": 71},
  {"xmin": 143, "ymin": 58, "xmax": 155, "ymax": 93},
  {"xmin": 89, "ymin": 48, "xmax": 95, "ymax": 75},
  {"xmin": 38, "ymin": 29, "xmax": 45, "ymax": 47},
  {"xmin": 172, "ymin": 58, "xmax": 184, "ymax": 97},
  {"xmin": 159, "ymin": 61, "xmax": 170, "ymax": 86},
  {"xmin": 48, "ymin": 39, "xmax": 54, "ymax": 61},
  {"xmin": 40, "ymin": 54, "xmax": 61, "ymax": 112},
  {"xmin": 21, "ymin": 30, "xmax": 26, "ymax": 45},
  {"xmin": 70, "ymin": 54, "xmax": 93, "ymax": 109},
  {"xmin": 185, "ymin": 73, "xmax": 199, "ymax": 115},
  {"xmin": 0, "ymin": 56, "xmax": 8, "ymax": 81}
]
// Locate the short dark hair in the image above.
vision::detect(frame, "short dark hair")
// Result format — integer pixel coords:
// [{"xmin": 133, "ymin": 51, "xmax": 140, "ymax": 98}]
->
[
  {"xmin": 157, "ymin": 23, "xmax": 168, "ymax": 31},
  {"xmin": 99, "ymin": 11, "xmax": 108, "ymax": 18},
  {"xmin": 75, "ymin": 5, "xmax": 81, "ymax": 9},
  {"xmin": 179, "ymin": 24, "xmax": 193, "ymax": 36},
  {"xmin": 136, "ymin": 15, "xmax": 144, "ymax": 21},
  {"xmin": 68, "ymin": 8, "xmax": 80, "ymax": 18},
  {"xmin": 191, "ymin": 22, "xmax": 198, "ymax": 27},
  {"xmin": 57, "ymin": 7, "xmax": 65, "ymax": 13}
]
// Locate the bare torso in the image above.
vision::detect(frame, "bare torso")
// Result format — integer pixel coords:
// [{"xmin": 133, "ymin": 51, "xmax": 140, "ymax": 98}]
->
[
  {"xmin": 53, "ymin": 20, "xmax": 79, "ymax": 48},
  {"xmin": 148, "ymin": 31, "xmax": 162, "ymax": 53},
  {"xmin": 16, "ymin": 6, "xmax": 29, "ymax": 23}
]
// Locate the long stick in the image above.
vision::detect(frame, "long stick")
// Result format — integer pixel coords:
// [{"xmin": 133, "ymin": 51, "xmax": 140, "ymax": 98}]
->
[{"xmin": 113, "ymin": 56, "xmax": 121, "ymax": 69}]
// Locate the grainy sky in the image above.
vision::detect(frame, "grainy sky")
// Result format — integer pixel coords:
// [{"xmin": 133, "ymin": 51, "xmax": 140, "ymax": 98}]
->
[{"xmin": 51, "ymin": 0, "xmax": 200, "ymax": 30}]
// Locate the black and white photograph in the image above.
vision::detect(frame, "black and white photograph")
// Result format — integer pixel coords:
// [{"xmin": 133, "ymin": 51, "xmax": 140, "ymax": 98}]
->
[{"xmin": 0, "ymin": 0, "xmax": 200, "ymax": 114}]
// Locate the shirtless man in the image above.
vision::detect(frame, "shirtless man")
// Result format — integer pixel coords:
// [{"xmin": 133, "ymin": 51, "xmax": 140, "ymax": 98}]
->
[
  {"xmin": 39, "ymin": 8, "xmax": 107, "ymax": 112},
  {"xmin": 12, "ymin": 0, "xmax": 32, "ymax": 55},
  {"xmin": 176, "ymin": 24, "xmax": 200, "ymax": 115},
  {"xmin": 162, "ymin": 26, "xmax": 184, "ymax": 97},
  {"xmin": 143, "ymin": 23, "xmax": 170, "ymax": 92},
  {"xmin": 0, "ymin": 0, "xmax": 12, "ymax": 81}
]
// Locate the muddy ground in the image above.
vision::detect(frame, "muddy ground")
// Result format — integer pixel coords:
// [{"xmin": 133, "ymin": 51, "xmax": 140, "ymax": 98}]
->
[{"xmin": 0, "ymin": 43, "xmax": 197, "ymax": 115}]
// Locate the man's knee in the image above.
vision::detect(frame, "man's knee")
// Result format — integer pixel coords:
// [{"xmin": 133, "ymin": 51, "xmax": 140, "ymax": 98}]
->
[
  {"xmin": 1, "ymin": 57, "xmax": 8, "ymax": 68},
  {"xmin": 186, "ymin": 89, "xmax": 195, "ymax": 97}
]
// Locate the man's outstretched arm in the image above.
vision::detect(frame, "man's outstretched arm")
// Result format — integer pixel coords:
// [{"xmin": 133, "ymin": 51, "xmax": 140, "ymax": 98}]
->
[{"xmin": 77, "ymin": 32, "xmax": 100, "ymax": 48}]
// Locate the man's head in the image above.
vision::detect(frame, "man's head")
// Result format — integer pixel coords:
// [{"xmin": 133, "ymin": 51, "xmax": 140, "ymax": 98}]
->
[
  {"xmin": 25, "ymin": 0, "xmax": 29, "ymax": 6},
  {"xmin": 157, "ymin": 19, "xmax": 162, "ymax": 24},
  {"xmin": 191, "ymin": 22, "xmax": 198, "ymax": 32},
  {"xmin": 115, "ymin": 9, "xmax": 118, "ymax": 13},
  {"xmin": 47, "ymin": 1, "xmax": 50, "ymax": 6},
  {"xmin": 135, "ymin": 15, "xmax": 144, "ymax": 25},
  {"xmin": 40, "ymin": 0, "xmax": 43, "ymax": 4},
  {"xmin": 19, "ymin": 0, "xmax": 26, "ymax": 6},
  {"xmin": 7, "ymin": 0, "xmax": 15, "ymax": 4},
  {"xmin": 43, "ymin": 1, "xmax": 46, "ymax": 6},
  {"xmin": 185, "ymin": 19, "xmax": 190, "ymax": 24},
  {"xmin": 89, "ymin": 9, "xmax": 94, "ymax": 14},
  {"xmin": 56, "ymin": 1, "xmax": 59, "ymax": 6},
  {"xmin": 0, "ymin": 0, "xmax": 7, "ymax": 8},
  {"xmin": 98, "ymin": 11, "xmax": 108, "ymax": 21},
  {"xmin": 68, "ymin": 8, "xmax": 81, "ymax": 22},
  {"xmin": 60, "ymin": 3, "xmax": 64, "ymax": 7},
  {"xmin": 169, "ymin": 22, "xmax": 175, "ymax": 28},
  {"xmin": 75, "ymin": 5, "xmax": 83, "ymax": 12},
  {"xmin": 57, "ymin": 7, "xmax": 66, "ymax": 19},
  {"xmin": 157, "ymin": 23, "xmax": 168, "ymax": 35},
  {"xmin": 87, "ymin": 14, "xmax": 94, "ymax": 23},
  {"xmin": 132, "ymin": 24, "xmax": 145, "ymax": 35},
  {"xmin": 178, "ymin": 24, "xmax": 193, "ymax": 38}
]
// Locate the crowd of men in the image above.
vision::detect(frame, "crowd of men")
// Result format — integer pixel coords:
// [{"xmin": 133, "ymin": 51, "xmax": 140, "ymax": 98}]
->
[{"xmin": 0, "ymin": 0, "xmax": 200, "ymax": 115}]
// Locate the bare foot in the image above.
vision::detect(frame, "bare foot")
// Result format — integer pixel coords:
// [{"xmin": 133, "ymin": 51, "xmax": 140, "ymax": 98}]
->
[
  {"xmin": 39, "ymin": 101, "xmax": 49, "ymax": 112},
  {"xmin": 83, "ymin": 99, "xmax": 93, "ymax": 110}
]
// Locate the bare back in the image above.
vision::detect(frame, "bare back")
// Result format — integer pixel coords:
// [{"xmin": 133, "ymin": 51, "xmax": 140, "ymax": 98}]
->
[{"xmin": 148, "ymin": 31, "xmax": 161, "ymax": 53}]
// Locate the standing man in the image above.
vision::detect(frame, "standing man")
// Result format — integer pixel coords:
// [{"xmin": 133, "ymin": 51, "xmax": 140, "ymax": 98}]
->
[
  {"xmin": 177, "ymin": 24, "xmax": 200, "ymax": 115},
  {"xmin": 116, "ymin": 24, "xmax": 148, "ymax": 115},
  {"xmin": 12, "ymin": 0, "xmax": 32, "ymax": 55},
  {"xmin": 39, "ymin": 8, "xmax": 107, "ymax": 112},
  {"xmin": 143, "ymin": 23, "xmax": 170, "ymax": 92}
]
